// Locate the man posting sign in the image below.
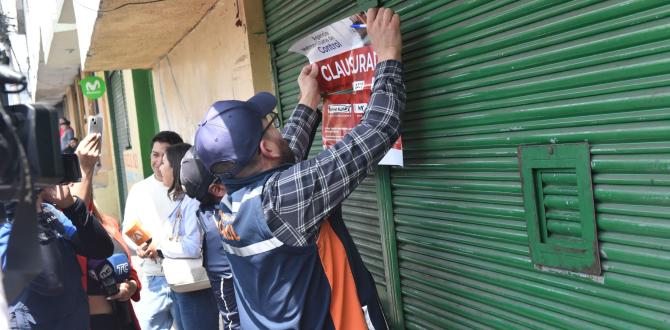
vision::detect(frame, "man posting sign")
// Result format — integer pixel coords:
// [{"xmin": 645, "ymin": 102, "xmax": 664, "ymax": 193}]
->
[{"xmin": 193, "ymin": 7, "xmax": 404, "ymax": 328}]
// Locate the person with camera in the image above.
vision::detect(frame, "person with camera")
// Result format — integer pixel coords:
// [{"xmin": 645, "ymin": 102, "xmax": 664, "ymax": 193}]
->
[
  {"xmin": 69, "ymin": 133, "xmax": 143, "ymax": 330},
  {"xmin": 0, "ymin": 181, "xmax": 114, "ymax": 329}
]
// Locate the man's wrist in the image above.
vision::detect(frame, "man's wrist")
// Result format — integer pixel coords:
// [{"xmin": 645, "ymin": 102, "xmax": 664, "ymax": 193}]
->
[
  {"xmin": 299, "ymin": 93, "xmax": 320, "ymax": 110},
  {"xmin": 377, "ymin": 49, "xmax": 402, "ymax": 62}
]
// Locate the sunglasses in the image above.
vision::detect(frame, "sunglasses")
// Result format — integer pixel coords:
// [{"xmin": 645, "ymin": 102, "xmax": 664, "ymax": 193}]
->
[{"xmin": 260, "ymin": 112, "xmax": 280, "ymax": 137}]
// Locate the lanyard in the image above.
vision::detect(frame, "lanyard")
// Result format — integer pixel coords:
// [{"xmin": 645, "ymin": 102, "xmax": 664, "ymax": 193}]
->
[{"xmin": 169, "ymin": 199, "xmax": 184, "ymax": 242}]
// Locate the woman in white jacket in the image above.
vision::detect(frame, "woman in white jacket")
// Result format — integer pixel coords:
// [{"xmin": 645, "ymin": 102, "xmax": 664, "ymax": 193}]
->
[{"xmin": 158, "ymin": 143, "xmax": 218, "ymax": 330}]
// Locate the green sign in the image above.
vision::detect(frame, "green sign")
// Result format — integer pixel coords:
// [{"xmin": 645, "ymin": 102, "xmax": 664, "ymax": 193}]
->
[{"xmin": 79, "ymin": 76, "xmax": 106, "ymax": 99}]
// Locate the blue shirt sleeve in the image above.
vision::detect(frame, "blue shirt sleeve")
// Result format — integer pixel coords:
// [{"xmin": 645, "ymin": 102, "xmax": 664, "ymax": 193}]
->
[
  {"xmin": 0, "ymin": 222, "xmax": 12, "ymax": 269},
  {"xmin": 41, "ymin": 203, "xmax": 77, "ymax": 240}
]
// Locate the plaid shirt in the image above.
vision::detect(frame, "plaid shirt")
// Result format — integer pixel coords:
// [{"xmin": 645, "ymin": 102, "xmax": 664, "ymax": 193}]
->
[{"xmin": 263, "ymin": 60, "xmax": 406, "ymax": 246}]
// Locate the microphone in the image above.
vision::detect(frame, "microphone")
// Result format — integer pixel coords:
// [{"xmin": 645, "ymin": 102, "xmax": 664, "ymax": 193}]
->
[
  {"xmin": 89, "ymin": 259, "xmax": 118, "ymax": 297},
  {"xmin": 108, "ymin": 253, "xmax": 130, "ymax": 282},
  {"xmin": 104, "ymin": 253, "xmax": 133, "ymax": 325},
  {"xmin": 88, "ymin": 255, "xmax": 133, "ymax": 326}
]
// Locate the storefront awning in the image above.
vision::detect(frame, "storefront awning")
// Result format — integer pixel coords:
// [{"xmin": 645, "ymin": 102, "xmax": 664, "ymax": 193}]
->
[{"xmin": 77, "ymin": 0, "xmax": 218, "ymax": 71}]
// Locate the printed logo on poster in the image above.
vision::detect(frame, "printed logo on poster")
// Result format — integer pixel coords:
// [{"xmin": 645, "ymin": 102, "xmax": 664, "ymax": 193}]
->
[
  {"xmin": 328, "ymin": 104, "xmax": 352, "ymax": 114},
  {"xmin": 353, "ymin": 103, "xmax": 366, "ymax": 113}
]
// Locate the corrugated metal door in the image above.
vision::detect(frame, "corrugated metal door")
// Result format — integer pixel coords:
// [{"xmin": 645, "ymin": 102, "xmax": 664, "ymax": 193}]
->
[
  {"xmin": 262, "ymin": 0, "xmax": 392, "ymax": 308},
  {"xmin": 381, "ymin": 0, "xmax": 670, "ymax": 329},
  {"xmin": 108, "ymin": 70, "xmax": 132, "ymax": 209}
]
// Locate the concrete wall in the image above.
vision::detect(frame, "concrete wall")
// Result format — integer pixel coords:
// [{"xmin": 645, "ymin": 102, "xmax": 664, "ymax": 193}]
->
[{"xmin": 151, "ymin": 0, "xmax": 273, "ymax": 141}]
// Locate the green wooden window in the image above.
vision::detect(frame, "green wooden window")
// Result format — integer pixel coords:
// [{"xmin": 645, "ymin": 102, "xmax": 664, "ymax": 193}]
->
[{"xmin": 519, "ymin": 143, "xmax": 601, "ymax": 276}]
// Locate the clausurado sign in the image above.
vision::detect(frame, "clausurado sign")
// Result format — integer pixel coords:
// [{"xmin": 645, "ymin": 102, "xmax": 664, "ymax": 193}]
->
[{"xmin": 289, "ymin": 12, "xmax": 403, "ymax": 166}]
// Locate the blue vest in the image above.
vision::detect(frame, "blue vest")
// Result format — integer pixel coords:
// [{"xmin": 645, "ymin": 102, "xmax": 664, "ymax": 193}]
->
[
  {"xmin": 197, "ymin": 204, "xmax": 232, "ymax": 276},
  {"xmin": 221, "ymin": 169, "xmax": 387, "ymax": 330}
]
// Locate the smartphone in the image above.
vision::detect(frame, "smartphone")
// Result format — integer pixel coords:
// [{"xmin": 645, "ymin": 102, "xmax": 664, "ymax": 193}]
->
[
  {"xmin": 87, "ymin": 114, "xmax": 103, "ymax": 137},
  {"xmin": 86, "ymin": 114, "xmax": 103, "ymax": 174}
]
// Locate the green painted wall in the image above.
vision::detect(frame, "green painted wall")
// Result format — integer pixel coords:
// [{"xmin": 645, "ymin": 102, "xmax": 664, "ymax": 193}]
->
[{"xmin": 131, "ymin": 69, "xmax": 160, "ymax": 178}]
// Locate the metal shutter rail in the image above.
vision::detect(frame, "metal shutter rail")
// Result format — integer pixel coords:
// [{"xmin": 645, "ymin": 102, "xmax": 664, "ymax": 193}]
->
[
  {"xmin": 341, "ymin": 175, "xmax": 387, "ymax": 288},
  {"xmin": 382, "ymin": 0, "xmax": 670, "ymax": 329},
  {"xmin": 109, "ymin": 70, "xmax": 130, "ymax": 198}
]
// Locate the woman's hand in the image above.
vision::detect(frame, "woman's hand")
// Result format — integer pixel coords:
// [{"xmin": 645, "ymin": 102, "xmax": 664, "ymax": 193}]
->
[
  {"xmin": 136, "ymin": 242, "xmax": 159, "ymax": 261},
  {"xmin": 107, "ymin": 280, "xmax": 138, "ymax": 302},
  {"xmin": 76, "ymin": 133, "xmax": 102, "ymax": 177}
]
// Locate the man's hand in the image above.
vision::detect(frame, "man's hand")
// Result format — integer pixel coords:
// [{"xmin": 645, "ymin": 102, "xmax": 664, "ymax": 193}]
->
[
  {"xmin": 366, "ymin": 7, "xmax": 402, "ymax": 62},
  {"xmin": 298, "ymin": 63, "xmax": 322, "ymax": 110},
  {"xmin": 107, "ymin": 280, "xmax": 137, "ymax": 302},
  {"xmin": 41, "ymin": 184, "xmax": 76, "ymax": 209},
  {"xmin": 76, "ymin": 133, "xmax": 102, "ymax": 177},
  {"xmin": 136, "ymin": 242, "xmax": 158, "ymax": 261}
]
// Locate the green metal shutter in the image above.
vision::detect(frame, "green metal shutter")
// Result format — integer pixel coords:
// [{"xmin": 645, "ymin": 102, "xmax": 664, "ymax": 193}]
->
[
  {"xmin": 107, "ymin": 70, "xmax": 132, "ymax": 210},
  {"xmin": 263, "ymin": 0, "xmax": 393, "ymax": 311},
  {"xmin": 381, "ymin": 0, "xmax": 670, "ymax": 329}
]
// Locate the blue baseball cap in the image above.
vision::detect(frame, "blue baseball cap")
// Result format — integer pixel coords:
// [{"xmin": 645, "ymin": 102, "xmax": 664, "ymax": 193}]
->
[{"xmin": 194, "ymin": 92, "xmax": 277, "ymax": 178}]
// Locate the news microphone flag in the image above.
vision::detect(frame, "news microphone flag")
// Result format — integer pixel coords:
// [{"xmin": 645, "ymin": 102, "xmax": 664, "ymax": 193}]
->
[{"xmin": 108, "ymin": 253, "xmax": 130, "ymax": 282}]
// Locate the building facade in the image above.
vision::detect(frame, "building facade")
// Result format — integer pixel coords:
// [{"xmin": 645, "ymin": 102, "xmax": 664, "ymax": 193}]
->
[{"xmin": 54, "ymin": 0, "xmax": 670, "ymax": 329}]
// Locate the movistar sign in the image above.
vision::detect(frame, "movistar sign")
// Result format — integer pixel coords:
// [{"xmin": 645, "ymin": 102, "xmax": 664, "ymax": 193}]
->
[{"xmin": 79, "ymin": 76, "xmax": 106, "ymax": 99}]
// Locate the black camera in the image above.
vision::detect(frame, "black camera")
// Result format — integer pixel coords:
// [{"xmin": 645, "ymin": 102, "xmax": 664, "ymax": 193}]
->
[
  {"xmin": 5, "ymin": 104, "xmax": 82, "ymax": 188},
  {"xmin": 0, "ymin": 66, "xmax": 81, "ymax": 200}
]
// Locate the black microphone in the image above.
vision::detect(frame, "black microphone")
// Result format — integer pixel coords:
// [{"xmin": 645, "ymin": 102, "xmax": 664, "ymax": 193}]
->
[{"xmin": 91, "ymin": 260, "xmax": 118, "ymax": 296}]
